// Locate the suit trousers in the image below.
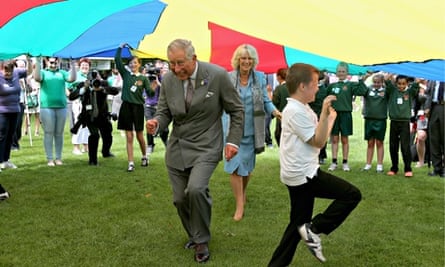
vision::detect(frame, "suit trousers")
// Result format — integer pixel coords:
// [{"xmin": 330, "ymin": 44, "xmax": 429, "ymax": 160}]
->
[
  {"xmin": 268, "ymin": 169, "xmax": 361, "ymax": 267},
  {"xmin": 428, "ymin": 104, "xmax": 444, "ymax": 173},
  {"xmin": 167, "ymin": 161, "xmax": 218, "ymax": 244}
]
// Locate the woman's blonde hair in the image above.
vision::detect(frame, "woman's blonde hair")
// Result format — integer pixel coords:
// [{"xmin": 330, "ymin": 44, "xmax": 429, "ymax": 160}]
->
[{"xmin": 230, "ymin": 44, "xmax": 259, "ymax": 70}]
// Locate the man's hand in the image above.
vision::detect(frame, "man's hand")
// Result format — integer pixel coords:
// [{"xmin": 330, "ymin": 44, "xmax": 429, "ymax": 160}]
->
[
  {"xmin": 224, "ymin": 144, "xmax": 238, "ymax": 161},
  {"xmin": 146, "ymin": 119, "xmax": 158, "ymax": 135}
]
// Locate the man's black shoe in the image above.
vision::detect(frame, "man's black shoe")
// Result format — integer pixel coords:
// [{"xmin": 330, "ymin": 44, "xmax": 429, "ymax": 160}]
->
[
  {"xmin": 428, "ymin": 171, "xmax": 445, "ymax": 177},
  {"xmin": 184, "ymin": 240, "xmax": 196, "ymax": 249},
  {"xmin": 103, "ymin": 153, "xmax": 115, "ymax": 158},
  {"xmin": 194, "ymin": 243, "xmax": 210, "ymax": 263}
]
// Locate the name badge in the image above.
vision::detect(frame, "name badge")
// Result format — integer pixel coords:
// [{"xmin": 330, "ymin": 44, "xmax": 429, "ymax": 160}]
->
[
  {"xmin": 86, "ymin": 104, "xmax": 92, "ymax": 110},
  {"xmin": 397, "ymin": 97, "xmax": 403, "ymax": 104},
  {"xmin": 130, "ymin": 85, "xmax": 137, "ymax": 92}
]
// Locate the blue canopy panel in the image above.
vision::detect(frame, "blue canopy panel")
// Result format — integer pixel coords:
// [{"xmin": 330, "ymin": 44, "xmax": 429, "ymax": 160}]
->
[
  {"xmin": 284, "ymin": 47, "xmax": 369, "ymax": 76},
  {"xmin": 367, "ymin": 60, "xmax": 445, "ymax": 82},
  {"xmin": 54, "ymin": 0, "xmax": 166, "ymax": 58}
]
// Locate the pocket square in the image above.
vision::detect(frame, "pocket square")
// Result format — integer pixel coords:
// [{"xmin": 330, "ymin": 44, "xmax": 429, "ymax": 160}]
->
[{"xmin": 205, "ymin": 92, "xmax": 214, "ymax": 98}]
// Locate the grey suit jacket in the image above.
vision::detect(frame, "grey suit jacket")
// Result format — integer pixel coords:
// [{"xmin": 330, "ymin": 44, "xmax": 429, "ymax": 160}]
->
[{"xmin": 155, "ymin": 61, "xmax": 244, "ymax": 170}]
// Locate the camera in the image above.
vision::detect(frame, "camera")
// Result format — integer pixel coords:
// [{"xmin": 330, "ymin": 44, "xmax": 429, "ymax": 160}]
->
[
  {"xmin": 146, "ymin": 63, "xmax": 160, "ymax": 81},
  {"xmin": 90, "ymin": 70, "xmax": 105, "ymax": 88}
]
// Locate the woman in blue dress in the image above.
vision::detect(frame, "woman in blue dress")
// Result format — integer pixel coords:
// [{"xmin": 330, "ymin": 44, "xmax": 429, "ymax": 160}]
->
[{"xmin": 224, "ymin": 44, "xmax": 281, "ymax": 221}]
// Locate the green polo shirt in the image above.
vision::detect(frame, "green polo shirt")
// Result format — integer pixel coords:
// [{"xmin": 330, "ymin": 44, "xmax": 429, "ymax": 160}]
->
[
  {"xmin": 386, "ymin": 81, "xmax": 419, "ymax": 121},
  {"xmin": 327, "ymin": 80, "xmax": 367, "ymax": 112},
  {"xmin": 115, "ymin": 47, "xmax": 153, "ymax": 104}
]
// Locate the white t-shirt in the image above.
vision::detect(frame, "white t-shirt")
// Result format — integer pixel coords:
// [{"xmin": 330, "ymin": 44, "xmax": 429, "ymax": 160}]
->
[{"xmin": 280, "ymin": 98, "xmax": 320, "ymax": 186}]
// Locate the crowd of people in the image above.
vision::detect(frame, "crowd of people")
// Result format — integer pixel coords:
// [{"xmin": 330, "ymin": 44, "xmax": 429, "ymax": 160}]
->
[{"xmin": 0, "ymin": 39, "xmax": 443, "ymax": 265}]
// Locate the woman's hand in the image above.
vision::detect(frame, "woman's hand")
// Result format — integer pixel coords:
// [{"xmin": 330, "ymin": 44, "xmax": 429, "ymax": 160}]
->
[{"xmin": 273, "ymin": 110, "xmax": 282, "ymax": 120}]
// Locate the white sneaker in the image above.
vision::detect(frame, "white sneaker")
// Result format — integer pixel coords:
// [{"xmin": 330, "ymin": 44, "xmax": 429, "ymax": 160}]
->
[
  {"xmin": 362, "ymin": 164, "xmax": 371, "ymax": 171},
  {"xmin": 0, "ymin": 191, "xmax": 10, "ymax": 200},
  {"xmin": 328, "ymin": 163, "xmax": 337, "ymax": 171},
  {"xmin": 72, "ymin": 149, "xmax": 82, "ymax": 155},
  {"xmin": 343, "ymin": 163, "xmax": 350, "ymax": 172},
  {"xmin": 298, "ymin": 223, "xmax": 326, "ymax": 262},
  {"xmin": 127, "ymin": 163, "xmax": 135, "ymax": 172},
  {"xmin": 147, "ymin": 146, "xmax": 154, "ymax": 154},
  {"xmin": 141, "ymin": 157, "xmax": 149, "ymax": 167},
  {"xmin": 1, "ymin": 161, "xmax": 17, "ymax": 169}
]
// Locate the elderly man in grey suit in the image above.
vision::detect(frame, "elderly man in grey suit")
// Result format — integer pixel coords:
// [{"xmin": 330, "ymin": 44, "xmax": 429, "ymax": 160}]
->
[{"xmin": 146, "ymin": 39, "xmax": 244, "ymax": 263}]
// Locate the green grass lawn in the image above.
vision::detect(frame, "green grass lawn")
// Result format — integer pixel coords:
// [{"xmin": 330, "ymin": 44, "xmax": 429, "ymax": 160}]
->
[{"xmin": 0, "ymin": 108, "xmax": 443, "ymax": 267}]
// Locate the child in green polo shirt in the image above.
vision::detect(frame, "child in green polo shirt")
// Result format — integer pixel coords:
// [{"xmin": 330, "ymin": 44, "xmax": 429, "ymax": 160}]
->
[
  {"xmin": 362, "ymin": 74, "xmax": 388, "ymax": 173},
  {"xmin": 385, "ymin": 75, "xmax": 420, "ymax": 177},
  {"xmin": 326, "ymin": 62, "xmax": 369, "ymax": 172}
]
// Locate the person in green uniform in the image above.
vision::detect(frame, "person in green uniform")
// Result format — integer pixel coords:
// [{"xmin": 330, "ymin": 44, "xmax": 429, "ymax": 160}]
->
[
  {"xmin": 115, "ymin": 44, "xmax": 154, "ymax": 172},
  {"xmin": 272, "ymin": 67, "xmax": 288, "ymax": 147},
  {"xmin": 385, "ymin": 75, "xmax": 420, "ymax": 177},
  {"xmin": 309, "ymin": 71, "xmax": 329, "ymax": 164},
  {"xmin": 326, "ymin": 62, "xmax": 369, "ymax": 172},
  {"xmin": 361, "ymin": 74, "xmax": 388, "ymax": 173}
]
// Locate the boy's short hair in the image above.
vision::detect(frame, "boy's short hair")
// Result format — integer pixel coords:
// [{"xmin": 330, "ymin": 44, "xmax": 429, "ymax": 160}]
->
[{"xmin": 286, "ymin": 63, "xmax": 319, "ymax": 95}]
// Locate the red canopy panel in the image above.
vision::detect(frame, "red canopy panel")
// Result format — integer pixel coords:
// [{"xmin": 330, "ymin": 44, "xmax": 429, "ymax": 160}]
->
[
  {"xmin": 0, "ymin": 0, "xmax": 63, "ymax": 27},
  {"xmin": 209, "ymin": 22, "xmax": 287, "ymax": 73}
]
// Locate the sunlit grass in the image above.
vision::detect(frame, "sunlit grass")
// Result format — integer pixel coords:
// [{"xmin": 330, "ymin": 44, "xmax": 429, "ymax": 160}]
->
[{"xmin": 0, "ymin": 108, "xmax": 443, "ymax": 266}]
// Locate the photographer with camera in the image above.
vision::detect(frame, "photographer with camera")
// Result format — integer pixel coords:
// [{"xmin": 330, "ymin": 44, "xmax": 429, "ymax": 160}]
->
[
  {"xmin": 69, "ymin": 70, "xmax": 119, "ymax": 166},
  {"xmin": 144, "ymin": 62, "xmax": 169, "ymax": 154}
]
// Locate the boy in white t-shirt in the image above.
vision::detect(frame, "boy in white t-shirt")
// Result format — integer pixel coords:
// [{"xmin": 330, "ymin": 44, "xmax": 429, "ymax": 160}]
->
[{"xmin": 268, "ymin": 63, "xmax": 361, "ymax": 266}]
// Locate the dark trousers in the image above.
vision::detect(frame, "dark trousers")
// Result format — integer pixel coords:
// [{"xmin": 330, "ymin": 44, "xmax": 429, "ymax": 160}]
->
[
  {"xmin": 86, "ymin": 117, "xmax": 113, "ymax": 164},
  {"xmin": 144, "ymin": 106, "xmax": 168, "ymax": 147},
  {"xmin": 265, "ymin": 113, "xmax": 272, "ymax": 146},
  {"xmin": 0, "ymin": 113, "xmax": 19, "ymax": 163},
  {"xmin": 428, "ymin": 104, "xmax": 444, "ymax": 173},
  {"xmin": 274, "ymin": 120, "xmax": 282, "ymax": 147},
  {"xmin": 268, "ymin": 169, "xmax": 361, "ymax": 267},
  {"xmin": 12, "ymin": 103, "xmax": 25, "ymax": 149},
  {"xmin": 167, "ymin": 161, "xmax": 218, "ymax": 244},
  {"xmin": 389, "ymin": 120, "xmax": 412, "ymax": 172},
  {"xmin": 319, "ymin": 143, "xmax": 327, "ymax": 160}
]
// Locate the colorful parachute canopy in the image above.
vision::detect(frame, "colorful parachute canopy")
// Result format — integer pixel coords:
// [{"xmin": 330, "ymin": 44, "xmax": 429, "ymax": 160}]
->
[
  {"xmin": 136, "ymin": 0, "xmax": 444, "ymax": 79},
  {"xmin": 0, "ymin": 0, "xmax": 165, "ymax": 59},
  {"xmin": 1, "ymin": 0, "xmax": 444, "ymax": 80}
]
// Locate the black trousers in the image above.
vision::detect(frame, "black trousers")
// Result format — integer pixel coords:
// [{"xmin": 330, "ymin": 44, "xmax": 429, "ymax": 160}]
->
[
  {"xmin": 144, "ymin": 106, "xmax": 168, "ymax": 147},
  {"xmin": 265, "ymin": 113, "xmax": 273, "ymax": 145},
  {"xmin": 12, "ymin": 103, "xmax": 25, "ymax": 148},
  {"xmin": 274, "ymin": 120, "xmax": 282, "ymax": 147},
  {"xmin": 86, "ymin": 116, "xmax": 113, "ymax": 164},
  {"xmin": 268, "ymin": 169, "xmax": 361, "ymax": 267},
  {"xmin": 428, "ymin": 104, "xmax": 444, "ymax": 173},
  {"xmin": 389, "ymin": 120, "xmax": 412, "ymax": 172}
]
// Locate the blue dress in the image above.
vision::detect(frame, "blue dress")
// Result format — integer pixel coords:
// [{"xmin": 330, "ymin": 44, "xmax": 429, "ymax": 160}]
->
[
  {"xmin": 224, "ymin": 84, "xmax": 256, "ymax": 176},
  {"xmin": 223, "ymin": 71, "xmax": 276, "ymax": 176}
]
